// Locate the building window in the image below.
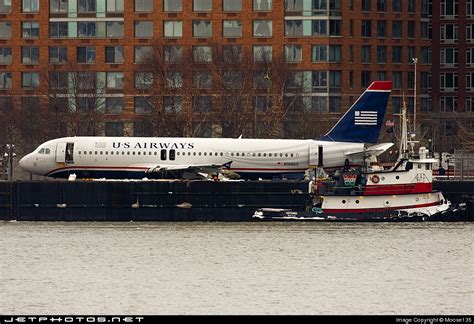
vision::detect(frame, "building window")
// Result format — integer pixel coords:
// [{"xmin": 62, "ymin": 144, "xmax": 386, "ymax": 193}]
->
[
  {"xmin": 377, "ymin": 21, "xmax": 387, "ymax": 38},
  {"xmin": 285, "ymin": 45, "xmax": 302, "ymax": 63},
  {"xmin": 193, "ymin": 71, "xmax": 212, "ymax": 89},
  {"xmin": 107, "ymin": 0, "xmax": 124, "ymax": 12},
  {"xmin": 407, "ymin": 0, "xmax": 415, "ymax": 12},
  {"xmin": 253, "ymin": 20, "xmax": 272, "ymax": 37},
  {"xmin": 105, "ymin": 46, "xmax": 124, "ymax": 63},
  {"xmin": 22, "ymin": 0, "xmax": 39, "ymax": 12},
  {"xmin": 193, "ymin": 20, "xmax": 212, "ymax": 38},
  {"xmin": 135, "ymin": 0, "xmax": 152, "ymax": 12},
  {"xmin": 107, "ymin": 21, "xmax": 124, "ymax": 38},
  {"xmin": 421, "ymin": 48, "xmax": 433, "ymax": 65},
  {"xmin": 50, "ymin": 22, "xmax": 68, "ymax": 37},
  {"xmin": 223, "ymin": 20, "xmax": 242, "ymax": 37},
  {"xmin": 466, "ymin": 72, "xmax": 474, "ymax": 90},
  {"xmin": 163, "ymin": 96, "xmax": 182, "ymax": 113},
  {"xmin": 164, "ymin": 46, "xmax": 183, "ymax": 63},
  {"xmin": 164, "ymin": 0, "xmax": 181, "ymax": 11},
  {"xmin": 392, "ymin": 46, "xmax": 402, "ymax": 63},
  {"xmin": 392, "ymin": 72, "xmax": 402, "ymax": 89},
  {"xmin": 253, "ymin": 45, "xmax": 272, "ymax": 62},
  {"xmin": 135, "ymin": 96, "xmax": 154, "ymax": 113},
  {"xmin": 193, "ymin": 46, "xmax": 212, "ymax": 63},
  {"xmin": 0, "ymin": 72, "xmax": 12, "ymax": 89},
  {"xmin": 377, "ymin": 0, "xmax": 387, "ymax": 11},
  {"xmin": 407, "ymin": 21, "xmax": 415, "ymax": 38},
  {"xmin": 421, "ymin": 22, "xmax": 430, "ymax": 39},
  {"xmin": 134, "ymin": 46, "xmax": 153, "ymax": 64},
  {"xmin": 22, "ymin": 72, "xmax": 39, "ymax": 89},
  {"xmin": 77, "ymin": 46, "xmax": 96, "ymax": 64},
  {"xmin": 49, "ymin": 71, "xmax": 69, "ymax": 90},
  {"xmin": 420, "ymin": 98, "xmax": 432, "ymax": 112},
  {"xmin": 106, "ymin": 72, "xmax": 124, "ymax": 90},
  {"xmin": 78, "ymin": 22, "xmax": 97, "ymax": 37},
  {"xmin": 441, "ymin": 0, "xmax": 459, "ymax": 17},
  {"xmin": 392, "ymin": 0, "xmax": 401, "ymax": 12},
  {"xmin": 164, "ymin": 21, "xmax": 183, "ymax": 38},
  {"xmin": 440, "ymin": 73, "xmax": 459, "ymax": 91},
  {"xmin": 361, "ymin": 0, "xmax": 371, "ymax": 11},
  {"xmin": 78, "ymin": 0, "xmax": 96, "ymax": 13},
  {"xmin": 0, "ymin": 0, "xmax": 12, "ymax": 13},
  {"xmin": 312, "ymin": 45, "xmax": 326, "ymax": 62},
  {"xmin": 467, "ymin": 97, "xmax": 474, "ymax": 112},
  {"xmin": 361, "ymin": 45, "xmax": 371, "ymax": 63},
  {"xmin": 253, "ymin": 71, "xmax": 271, "ymax": 89},
  {"xmin": 441, "ymin": 48, "xmax": 459, "ymax": 66},
  {"xmin": 440, "ymin": 97, "xmax": 457, "ymax": 112},
  {"xmin": 0, "ymin": 22, "xmax": 12, "ymax": 39},
  {"xmin": 377, "ymin": 71, "xmax": 387, "ymax": 81},
  {"xmin": 135, "ymin": 72, "xmax": 153, "ymax": 89},
  {"xmin": 467, "ymin": 24, "xmax": 474, "ymax": 43},
  {"xmin": 165, "ymin": 71, "xmax": 183, "ymax": 89},
  {"xmin": 377, "ymin": 46, "xmax": 387, "ymax": 63},
  {"xmin": 254, "ymin": 96, "xmax": 272, "ymax": 112},
  {"xmin": 193, "ymin": 96, "xmax": 212, "ymax": 112},
  {"xmin": 105, "ymin": 97, "xmax": 124, "ymax": 114},
  {"xmin": 441, "ymin": 24, "xmax": 458, "ymax": 43},
  {"xmin": 105, "ymin": 122, "xmax": 124, "ymax": 137},
  {"xmin": 0, "ymin": 47, "xmax": 12, "ymax": 65},
  {"xmin": 223, "ymin": 0, "xmax": 241, "ymax": 11},
  {"xmin": 361, "ymin": 20, "xmax": 371, "ymax": 37},
  {"xmin": 467, "ymin": 48, "xmax": 474, "ymax": 66},
  {"xmin": 135, "ymin": 21, "xmax": 153, "ymax": 38},
  {"xmin": 22, "ymin": 46, "xmax": 39, "ymax": 64},
  {"xmin": 22, "ymin": 22, "xmax": 39, "ymax": 38},
  {"xmin": 361, "ymin": 71, "xmax": 371, "ymax": 87},
  {"xmin": 392, "ymin": 21, "xmax": 402, "ymax": 38},
  {"xmin": 49, "ymin": 0, "xmax": 68, "ymax": 13},
  {"xmin": 222, "ymin": 45, "xmax": 242, "ymax": 63},
  {"xmin": 49, "ymin": 47, "xmax": 67, "ymax": 64},
  {"xmin": 254, "ymin": 0, "xmax": 272, "ymax": 11},
  {"xmin": 193, "ymin": 0, "xmax": 212, "ymax": 11},
  {"xmin": 392, "ymin": 97, "xmax": 401, "ymax": 113}
]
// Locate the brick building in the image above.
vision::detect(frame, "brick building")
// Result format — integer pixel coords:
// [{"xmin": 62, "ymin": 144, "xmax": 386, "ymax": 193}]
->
[
  {"xmin": 429, "ymin": 0, "xmax": 474, "ymax": 152},
  {"xmin": 0, "ymin": 0, "xmax": 433, "ymax": 143}
]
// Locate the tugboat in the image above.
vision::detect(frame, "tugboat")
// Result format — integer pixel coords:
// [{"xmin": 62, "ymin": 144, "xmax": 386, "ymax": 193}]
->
[{"xmin": 253, "ymin": 96, "xmax": 458, "ymax": 221}]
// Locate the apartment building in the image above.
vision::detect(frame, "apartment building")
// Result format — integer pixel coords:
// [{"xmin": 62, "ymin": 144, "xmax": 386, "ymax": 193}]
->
[
  {"xmin": 0, "ymin": 0, "xmax": 431, "ymax": 141},
  {"xmin": 429, "ymin": 0, "xmax": 474, "ymax": 152}
]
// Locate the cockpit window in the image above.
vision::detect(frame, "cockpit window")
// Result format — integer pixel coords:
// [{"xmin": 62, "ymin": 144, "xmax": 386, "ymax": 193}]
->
[
  {"xmin": 45, "ymin": 148, "xmax": 50, "ymax": 154},
  {"xmin": 39, "ymin": 148, "xmax": 45, "ymax": 154}
]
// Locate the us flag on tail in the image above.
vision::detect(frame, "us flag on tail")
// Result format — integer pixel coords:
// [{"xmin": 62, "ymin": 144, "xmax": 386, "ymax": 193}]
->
[{"xmin": 354, "ymin": 111, "xmax": 378, "ymax": 126}]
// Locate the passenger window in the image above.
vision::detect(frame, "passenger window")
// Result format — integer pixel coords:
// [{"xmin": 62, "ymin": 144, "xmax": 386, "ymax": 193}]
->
[
  {"xmin": 170, "ymin": 149, "xmax": 176, "ymax": 161},
  {"xmin": 161, "ymin": 149, "xmax": 167, "ymax": 160},
  {"xmin": 138, "ymin": 152, "xmax": 141, "ymax": 155},
  {"xmin": 89, "ymin": 151, "xmax": 92, "ymax": 155}
]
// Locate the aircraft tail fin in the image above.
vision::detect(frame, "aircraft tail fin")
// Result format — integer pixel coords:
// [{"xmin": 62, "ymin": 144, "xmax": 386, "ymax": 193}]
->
[{"xmin": 320, "ymin": 81, "xmax": 392, "ymax": 144}]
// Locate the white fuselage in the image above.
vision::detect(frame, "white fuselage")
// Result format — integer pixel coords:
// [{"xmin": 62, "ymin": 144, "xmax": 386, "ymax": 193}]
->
[{"xmin": 20, "ymin": 137, "xmax": 365, "ymax": 179}]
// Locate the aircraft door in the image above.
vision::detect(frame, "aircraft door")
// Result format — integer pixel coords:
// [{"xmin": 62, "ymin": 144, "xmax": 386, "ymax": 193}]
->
[
  {"xmin": 309, "ymin": 145, "xmax": 318, "ymax": 167},
  {"xmin": 56, "ymin": 142, "xmax": 74, "ymax": 163}
]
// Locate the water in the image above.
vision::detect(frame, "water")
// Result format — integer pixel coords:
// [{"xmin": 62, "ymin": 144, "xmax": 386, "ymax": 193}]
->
[{"xmin": 1, "ymin": 222, "xmax": 473, "ymax": 315}]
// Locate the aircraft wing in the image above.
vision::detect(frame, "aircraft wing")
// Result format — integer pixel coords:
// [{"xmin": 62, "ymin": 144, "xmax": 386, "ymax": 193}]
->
[
  {"xmin": 145, "ymin": 161, "xmax": 233, "ymax": 175},
  {"xmin": 345, "ymin": 143, "xmax": 394, "ymax": 158}
]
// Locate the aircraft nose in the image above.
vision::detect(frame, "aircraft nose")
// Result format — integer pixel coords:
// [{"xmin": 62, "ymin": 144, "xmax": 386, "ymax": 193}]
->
[{"xmin": 19, "ymin": 155, "xmax": 29, "ymax": 171}]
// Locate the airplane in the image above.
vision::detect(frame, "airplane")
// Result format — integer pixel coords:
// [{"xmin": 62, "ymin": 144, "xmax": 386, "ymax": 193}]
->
[{"xmin": 19, "ymin": 81, "xmax": 393, "ymax": 180}]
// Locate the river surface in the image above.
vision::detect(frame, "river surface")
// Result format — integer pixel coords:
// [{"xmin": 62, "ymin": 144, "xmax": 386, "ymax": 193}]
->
[{"xmin": 1, "ymin": 221, "xmax": 473, "ymax": 315}]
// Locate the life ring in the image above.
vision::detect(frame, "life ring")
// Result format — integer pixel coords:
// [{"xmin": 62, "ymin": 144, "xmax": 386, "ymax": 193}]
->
[{"xmin": 371, "ymin": 175, "xmax": 380, "ymax": 183}]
